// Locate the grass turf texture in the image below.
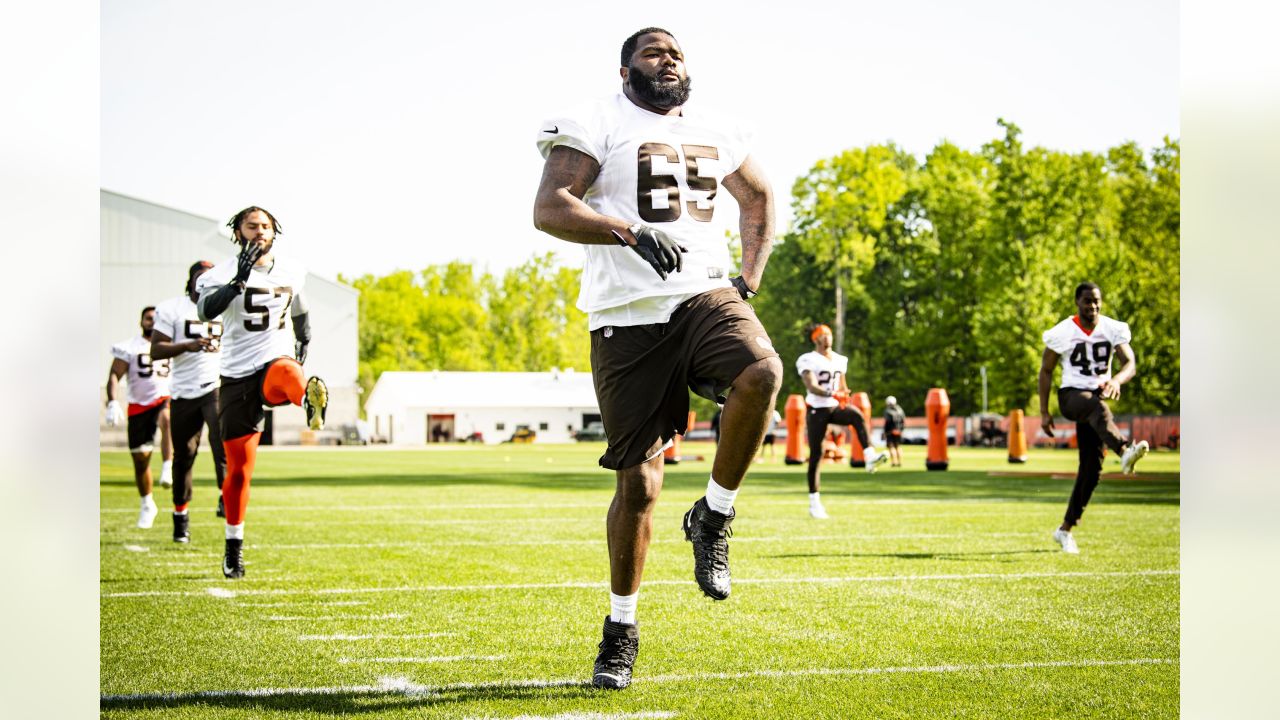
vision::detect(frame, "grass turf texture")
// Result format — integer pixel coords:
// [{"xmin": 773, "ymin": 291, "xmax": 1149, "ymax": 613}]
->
[{"xmin": 101, "ymin": 443, "xmax": 1179, "ymax": 719}]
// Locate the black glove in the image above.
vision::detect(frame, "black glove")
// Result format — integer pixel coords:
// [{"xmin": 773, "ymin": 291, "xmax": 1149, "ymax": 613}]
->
[
  {"xmin": 233, "ymin": 242, "xmax": 264, "ymax": 286},
  {"xmin": 295, "ymin": 341, "xmax": 309, "ymax": 365},
  {"xmin": 612, "ymin": 225, "xmax": 687, "ymax": 280},
  {"xmin": 730, "ymin": 275, "xmax": 758, "ymax": 300}
]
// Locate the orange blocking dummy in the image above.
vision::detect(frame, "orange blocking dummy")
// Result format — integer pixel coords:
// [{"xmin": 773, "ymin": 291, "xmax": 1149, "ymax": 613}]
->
[
  {"xmin": 784, "ymin": 394, "xmax": 806, "ymax": 465},
  {"xmin": 925, "ymin": 387, "xmax": 950, "ymax": 471},
  {"xmin": 1007, "ymin": 409, "xmax": 1028, "ymax": 463}
]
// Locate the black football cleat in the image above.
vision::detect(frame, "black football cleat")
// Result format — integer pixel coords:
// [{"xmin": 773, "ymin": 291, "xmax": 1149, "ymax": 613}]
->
[
  {"xmin": 591, "ymin": 616, "xmax": 639, "ymax": 690},
  {"xmin": 216, "ymin": 495, "xmax": 225, "ymax": 518},
  {"xmin": 682, "ymin": 497, "xmax": 734, "ymax": 600},
  {"xmin": 223, "ymin": 538, "xmax": 245, "ymax": 579},
  {"xmin": 173, "ymin": 513, "xmax": 190, "ymax": 543}
]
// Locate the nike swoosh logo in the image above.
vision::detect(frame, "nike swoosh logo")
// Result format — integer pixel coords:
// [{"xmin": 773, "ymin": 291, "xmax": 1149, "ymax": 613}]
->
[{"xmin": 543, "ymin": 126, "xmax": 558, "ymax": 133}]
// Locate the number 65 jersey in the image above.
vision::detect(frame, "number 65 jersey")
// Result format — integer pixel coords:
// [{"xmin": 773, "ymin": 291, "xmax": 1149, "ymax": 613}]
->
[
  {"xmin": 196, "ymin": 255, "xmax": 306, "ymax": 380},
  {"xmin": 536, "ymin": 93, "xmax": 752, "ymax": 312},
  {"xmin": 1043, "ymin": 314, "xmax": 1132, "ymax": 390}
]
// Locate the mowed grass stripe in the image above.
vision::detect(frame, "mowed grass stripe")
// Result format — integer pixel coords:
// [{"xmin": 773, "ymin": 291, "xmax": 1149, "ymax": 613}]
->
[
  {"xmin": 100, "ymin": 656, "xmax": 1176, "ymax": 704},
  {"xmin": 101, "ymin": 446, "xmax": 1178, "ymax": 718},
  {"xmin": 101, "ymin": 568, "xmax": 1176, "ymax": 598}
]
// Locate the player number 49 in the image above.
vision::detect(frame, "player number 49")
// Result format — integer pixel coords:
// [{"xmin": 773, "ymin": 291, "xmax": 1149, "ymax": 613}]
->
[{"xmin": 1068, "ymin": 340, "xmax": 1112, "ymax": 376}]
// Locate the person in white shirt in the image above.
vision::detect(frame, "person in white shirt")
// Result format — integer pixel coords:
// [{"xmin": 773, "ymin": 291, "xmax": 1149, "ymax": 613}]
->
[
  {"xmin": 533, "ymin": 27, "xmax": 782, "ymax": 690},
  {"xmin": 196, "ymin": 206, "xmax": 328, "ymax": 579},
  {"xmin": 795, "ymin": 324, "xmax": 888, "ymax": 519},
  {"xmin": 151, "ymin": 260, "xmax": 227, "ymax": 542},
  {"xmin": 1038, "ymin": 282, "xmax": 1149, "ymax": 554},
  {"xmin": 105, "ymin": 306, "xmax": 174, "ymax": 529}
]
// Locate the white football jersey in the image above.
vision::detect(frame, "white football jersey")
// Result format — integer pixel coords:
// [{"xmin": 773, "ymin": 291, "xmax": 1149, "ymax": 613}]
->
[
  {"xmin": 110, "ymin": 335, "xmax": 171, "ymax": 408},
  {"xmin": 154, "ymin": 295, "xmax": 223, "ymax": 400},
  {"xmin": 1043, "ymin": 314, "xmax": 1132, "ymax": 390},
  {"xmin": 796, "ymin": 350, "xmax": 848, "ymax": 409},
  {"xmin": 537, "ymin": 93, "xmax": 753, "ymax": 316},
  {"xmin": 196, "ymin": 254, "xmax": 306, "ymax": 379}
]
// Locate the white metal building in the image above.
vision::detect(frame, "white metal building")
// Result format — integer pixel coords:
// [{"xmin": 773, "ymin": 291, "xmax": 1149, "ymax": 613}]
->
[
  {"xmin": 100, "ymin": 189, "xmax": 359, "ymax": 445},
  {"xmin": 364, "ymin": 370, "xmax": 600, "ymax": 445}
]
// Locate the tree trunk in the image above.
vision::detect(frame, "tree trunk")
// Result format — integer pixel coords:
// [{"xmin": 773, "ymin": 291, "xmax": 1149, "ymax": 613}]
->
[{"xmin": 834, "ymin": 271, "xmax": 845, "ymax": 354}]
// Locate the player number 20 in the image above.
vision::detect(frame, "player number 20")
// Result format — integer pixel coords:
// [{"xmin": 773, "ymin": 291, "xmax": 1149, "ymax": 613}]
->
[{"xmin": 636, "ymin": 143, "xmax": 719, "ymax": 223}]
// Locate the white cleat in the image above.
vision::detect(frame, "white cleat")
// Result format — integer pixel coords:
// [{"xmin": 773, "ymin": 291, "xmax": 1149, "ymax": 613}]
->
[
  {"xmin": 158, "ymin": 466, "xmax": 173, "ymax": 489},
  {"xmin": 1120, "ymin": 440, "xmax": 1149, "ymax": 475},
  {"xmin": 865, "ymin": 448, "xmax": 889, "ymax": 473},
  {"xmin": 1053, "ymin": 528, "xmax": 1079, "ymax": 554},
  {"xmin": 809, "ymin": 503, "xmax": 829, "ymax": 520},
  {"xmin": 137, "ymin": 499, "xmax": 158, "ymax": 529}
]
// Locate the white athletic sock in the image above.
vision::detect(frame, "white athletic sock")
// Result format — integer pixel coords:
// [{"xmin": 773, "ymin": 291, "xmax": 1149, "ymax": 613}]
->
[
  {"xmin": 610, "ymin": 591, "xmax": 638, "ymax": 625},
  {"xmin": 225, "ymin": 522, "xmax": 244, "ymax": 540},
  {"xmin": 140, "ymin": 493, "xmax": 155, "ymax": 508},
  {"xmin": 174, "ymin": 508, "xmax": 188, "ymax": 516},
  {"xmin": 162, "ymin": 459, "xmax": 173, "ymax": 473},
  {"xmin": 809, "ymin": 492, "xmax": 822, "ymax": 507},
  {"xmin": 705, "ymin": 476, "xmax": 738, "ymax": 515}
]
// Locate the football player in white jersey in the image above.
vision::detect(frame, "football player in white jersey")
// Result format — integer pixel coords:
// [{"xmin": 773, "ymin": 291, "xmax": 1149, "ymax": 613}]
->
[
  {"xmin": 1038, "ymin": 282, "xmax": 1149, "ymax": 554},
  {"xmin": 534, "ymin": 27, "xmax": 783, "ymax": 690},
  {"xmin": 795, "ymin": 324, "xmax": 888, "ymax": 519},
  {"xmin": 106, "ymin": 306, "xmax": 174, "ymax": 529},
  {"xmin": 151, "ymin": 261, "xmax": 227, "ymax": 543},
  {"xmin": 196, "ymin": 206, "xmax": 328, "ymax": 579}
]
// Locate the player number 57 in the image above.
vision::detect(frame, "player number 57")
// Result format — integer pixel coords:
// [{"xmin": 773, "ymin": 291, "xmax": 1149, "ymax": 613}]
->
[{"xmin": 243, "ymin": 287, "xmax": 294, "ymax": 332}]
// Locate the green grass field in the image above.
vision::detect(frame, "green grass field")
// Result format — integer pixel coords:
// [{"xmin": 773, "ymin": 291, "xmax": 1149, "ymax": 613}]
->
[{"xmin": 100, "ymin": 443, "xmax": 1179, "ymax": 719}]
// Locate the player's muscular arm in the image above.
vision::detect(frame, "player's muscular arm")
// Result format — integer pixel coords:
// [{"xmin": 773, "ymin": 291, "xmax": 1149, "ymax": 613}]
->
[
  {"xmin": 722, "ymin": 155, "xmax": 775, "ymax": 292},
  {"xmin": 533, "ymin": 146, "xmax": 633, "ymax": 245},
  {"xmin": 150, "ymin": 330, "xmax": 207, "ymax": 359},
  {"xmin": 801, "ymin": 370, "xmax": 831, "ymax": 398},
  {"xmin": 1101, "ymin": 343, "xmax": 1137, "ymax": 399},
  {"xmin": 106, "ymin": 358, "xmax": 128, "ymax": 402},
  {"xmin": 1038, "ymin": 348, "xmax": 1059, "ymax": 436}
]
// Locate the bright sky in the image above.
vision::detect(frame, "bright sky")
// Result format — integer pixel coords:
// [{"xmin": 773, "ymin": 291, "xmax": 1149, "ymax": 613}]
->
[{"xmin": 102, "ymin": 0, "xmax": 1178, "ymax": 281}]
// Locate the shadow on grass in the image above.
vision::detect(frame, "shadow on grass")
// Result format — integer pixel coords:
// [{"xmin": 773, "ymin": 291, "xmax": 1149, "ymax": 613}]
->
[
  {"xmin": 100, "ymin": 681, "xmax": 609, "ymax": 715},
  {"xmin": 100, "ymin": 464, "xmax": 1179, "ymax": 507}
]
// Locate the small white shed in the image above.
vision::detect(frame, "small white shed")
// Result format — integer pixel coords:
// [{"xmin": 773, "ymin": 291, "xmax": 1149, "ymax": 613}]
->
[{"xmin": 364, "ymin": 370, "xmax": 600, "ymax": 445}]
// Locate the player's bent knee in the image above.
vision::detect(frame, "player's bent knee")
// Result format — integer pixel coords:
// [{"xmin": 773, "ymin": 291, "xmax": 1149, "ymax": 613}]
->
[{"xmin": 734, "ymin": 356, "xmax": 783, "ymax": 398}]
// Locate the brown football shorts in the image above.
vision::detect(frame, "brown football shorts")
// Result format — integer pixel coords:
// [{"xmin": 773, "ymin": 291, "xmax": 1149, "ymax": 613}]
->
[{"xmin": 590, "ymin": 286, "xmax": 778, "ymax": 470}]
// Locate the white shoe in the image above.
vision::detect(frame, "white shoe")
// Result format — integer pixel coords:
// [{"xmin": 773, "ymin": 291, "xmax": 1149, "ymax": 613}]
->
[
  {"xmin": 1120, "ymin": 440, "xmax": 1149, "ymax": 475},
  {"xmin": 158, "ymin": 465, "xmax": 173, "ymax": 489},
  {"xmin": 1052, "ymin": 528, "xmax": 1079, "ymax": 554},
  {"xmin": 865, "ymin": 448, "xmax": 889, "ymax": 473},
  {"xmin": 809, "ymin": 503, "xmax": 829, "ymax": 519},
  {"xmin": 137, "ymin": 499, "xmax": 158, "ymax": 529}
]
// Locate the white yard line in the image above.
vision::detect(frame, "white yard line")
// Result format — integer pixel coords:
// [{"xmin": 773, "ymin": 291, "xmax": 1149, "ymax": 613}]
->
[
  {"xmin": 102, "ymin": 569, "xmax": 1178, "ymax": 599},
  {"xmin": 99, "ymin": 657, "xmax": 1176, "ymax": 704},
  {"xmin": 123, "ymin": 544, "xmax": 148, "ymax": 553},
  {"xmin": 266, "ymin": 613, "xmax": 407, "ymax": 621},
  {"xmin": 299, "ymin": 633, "xmax": 452, "ymax": 641},
  {"xmin": 336, "ymin": 655, "xmax": 505, "ymax": 664},
  {"xmin": 253, "ymin": 532, "xmax": 1046, "ymax": 551},
  {"xmin": 101, "ymin": 494, "xmax": 1170, "ymax": 514},
  {"xmin": 239, "ymin": 600, "xmax": 369, "ymax": 607}
]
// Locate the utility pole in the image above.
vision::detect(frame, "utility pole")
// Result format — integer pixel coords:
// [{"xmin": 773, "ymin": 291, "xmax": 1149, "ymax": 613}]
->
[{"xmin": 980, "ymin": 365, "xmax": 988, "ymax": 415}]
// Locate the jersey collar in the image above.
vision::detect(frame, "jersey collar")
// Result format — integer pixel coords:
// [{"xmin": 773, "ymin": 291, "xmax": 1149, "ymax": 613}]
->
[{"xmin": 1072, "ymin": 315, "xmax": 1095, "ymax": 336}]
